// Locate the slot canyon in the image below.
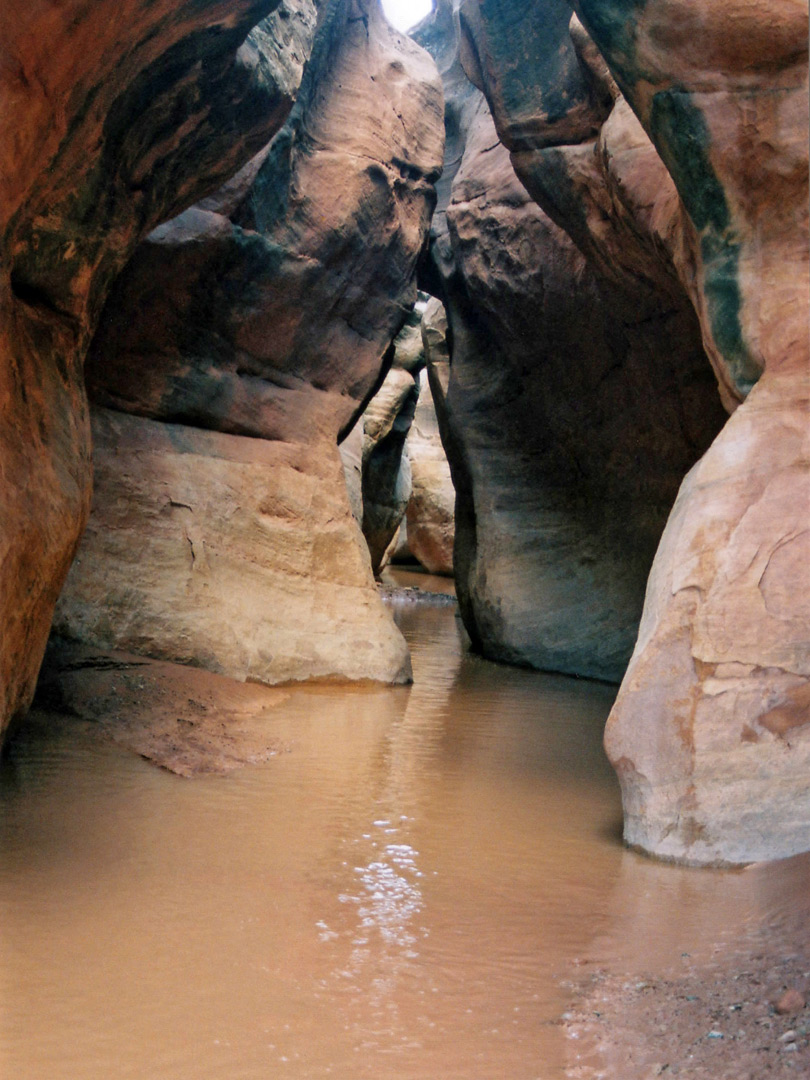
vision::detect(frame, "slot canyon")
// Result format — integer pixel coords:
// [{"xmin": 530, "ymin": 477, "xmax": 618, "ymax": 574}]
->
[{"xmin": 0, "ymin": 0, "xmax": 808, "ymax": 1076}]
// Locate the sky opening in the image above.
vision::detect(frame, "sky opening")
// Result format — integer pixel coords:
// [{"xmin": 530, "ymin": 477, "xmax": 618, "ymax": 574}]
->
[{"xmin": 381, "ymin": 0, "xmax": 434, "ymax": 33}]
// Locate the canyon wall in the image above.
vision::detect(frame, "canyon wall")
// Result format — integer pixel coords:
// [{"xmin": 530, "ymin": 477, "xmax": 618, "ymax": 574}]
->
[
  {"xmin": 359, "ymin": 311, "xmax": 424, "ymax": 575},
  {"xmin": 0, "ymin": 0, "xmax": 314, "ymax": 738},
  {"xmin": 342, "ymin": 300, "xmax": 456, "ymax": 578},
  {"xmin": 456, "ymin": 0, "xmax": 809, "ymax": 862},
  {"xmin": 573, "ymin": 0, "xmax": 810, "ymax": 864},
  {"xmin": 52, "ymin": 0, "xmax": 444, "ymax": 685},
  {"xmin": 404, "ymin": 362, "xmax": 455, "ymax": 576},
  {"xmin": 416, "ymin": 2, "xmax": 725, "ymax": 682}
]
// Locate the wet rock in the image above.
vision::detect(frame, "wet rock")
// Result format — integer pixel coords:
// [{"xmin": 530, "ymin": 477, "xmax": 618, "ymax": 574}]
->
[
  {"xmin": 55, "ymin": 0, "xmax": 445, "ymax": 686},
  {"xmin": 34, "ymin": 639, "xmax": 293, "ymax": 777},
  {"xmin": 0, "ymin": 0, "xmax": 313, "ymax": 741}
]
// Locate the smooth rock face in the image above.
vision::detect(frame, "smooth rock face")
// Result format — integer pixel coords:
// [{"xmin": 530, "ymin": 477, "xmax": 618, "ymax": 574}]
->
[
  {"xmin": 404, "ymin": 366, "xmax": 455, "ymax": 576},
  {"xmin": 359, "ymin": 313, "xmax": 423, "ymax": 575},
  {"xmin": 570, "ymin": 0, "xmax": 810, "ymax": 863},
  {"xmin": 56, "ymin": 0, "xmax": 444, "ymax": 686},
  {"xmin": 608, "ymin": 368, "xmax": 810, "ymax": 864},
  {"xmin": 0, "ymin": 0, "xmax": 308, "ymax": 738},
  {"xmin": 463, "ymin": 0, "xmax": 809, "ymax": 860},
  {"xmin": 55, "ymin": 408, "xmax": 410, "ymax": 686},
  {"xmin": 416, "ymin": 5, "xmax": 725, "ymax": 682}
]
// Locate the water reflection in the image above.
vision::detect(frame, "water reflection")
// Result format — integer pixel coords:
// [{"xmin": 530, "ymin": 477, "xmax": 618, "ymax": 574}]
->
[{"xmin": 1, "ymin": 575, "xmax": 803, "ymax": 1080}]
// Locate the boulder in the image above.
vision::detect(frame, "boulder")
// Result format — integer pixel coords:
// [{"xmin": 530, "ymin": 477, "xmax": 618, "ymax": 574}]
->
[
  {"xmin": 55, "ymin": 0, "xmax": 445, "ymax": 686},
  {"xmin": 56, "ymin": 407, "xmax": 410, "ymax": 685}
]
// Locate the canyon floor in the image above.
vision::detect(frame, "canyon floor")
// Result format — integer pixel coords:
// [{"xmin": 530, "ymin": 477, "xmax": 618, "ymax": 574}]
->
[{"xmin": 562, "ymin": 855, "xmax": 810, "ymax": 1079}]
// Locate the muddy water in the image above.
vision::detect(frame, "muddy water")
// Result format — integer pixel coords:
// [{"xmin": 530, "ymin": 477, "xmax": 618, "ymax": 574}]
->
[{"xmin": 0, "ymin": 572, "xmax": 804, "ymax": 1079}]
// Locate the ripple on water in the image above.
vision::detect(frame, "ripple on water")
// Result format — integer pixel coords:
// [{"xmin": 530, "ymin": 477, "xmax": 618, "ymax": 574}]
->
[{"xmin": 1, "ymin": 574, "xmax": 802, "ymax": 1080}]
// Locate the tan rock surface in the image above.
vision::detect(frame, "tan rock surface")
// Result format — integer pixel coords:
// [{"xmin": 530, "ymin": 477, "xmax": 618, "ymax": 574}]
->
[
  {"xmin": 457, "ymin": 0, "xmax": 809, "ymax": 861},
  {"xmin": 359, "ymin": 315, "xmax": 423, "ymax": 575},
  {"xmin": 56, "ymin": 0, "xmax": 443, "ymax": 686},
  {"xmin": 606, "ymin": 368, "xmax": 810, "ymax": 864},
  {"xmin": 571, "ymin": 0, "xmax": 810, "ymax": 863},
  {"xmin": 0, "ymin": 0, "xmax": 310, "ymax": 740},
  {"xmin": 405, "ymin": 348, "xmax": 455, "ymax": 576},
  {"xmin": 55, "ymin": 409, "xmax": 411, "ymax": 686}
]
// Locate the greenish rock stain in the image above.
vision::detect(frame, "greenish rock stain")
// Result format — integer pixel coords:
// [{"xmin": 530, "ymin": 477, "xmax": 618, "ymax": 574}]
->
[
  {"xmin": 576, "ymin": 0, "xmax": 648, "ymax": 88},
  {"xmin": 650, "ymin": 88, "xmax": 760, "ymax": 395},
  {"xmin": 471, "ymin": 0, "xmax": 594, "ymax": 145},
  {"xmin": 649, "ymin": 90, "xmax": 728, "ymax": 234}
]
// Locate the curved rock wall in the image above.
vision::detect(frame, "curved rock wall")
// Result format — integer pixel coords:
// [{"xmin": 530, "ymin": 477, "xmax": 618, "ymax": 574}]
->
[
  {"xmin": 458, "ymin": 0, "xmax": 809, "ymax": 861},
  {"xmin": 53, "ymin": 0, "xmax": 444, "ymax": 686},
  {"xmin": 416, "ymin": 3, "xmax": 725, "ymax": 682},
  {"xmin": 0, "ymin": 0, "xmax": 307, "ymax": 738},
  {"xmin": 359, "ymin": 311, "xmax": 424, "ymax": 575},
  {"xmin": 572, "ymin": 0, "xmax": 810, "ymax": 863},
  {"xmin": 404, "ymin": 363, "xmax": 456, "ymax": 577}
]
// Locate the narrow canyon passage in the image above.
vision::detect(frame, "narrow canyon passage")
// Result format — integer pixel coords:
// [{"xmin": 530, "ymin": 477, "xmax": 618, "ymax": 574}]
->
[{"xmin": 1, "ymin": 575, "xmax": 805, "ymax": 1079}]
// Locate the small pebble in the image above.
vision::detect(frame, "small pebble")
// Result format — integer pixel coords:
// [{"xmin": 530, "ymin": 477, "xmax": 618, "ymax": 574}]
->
[
  {"xmin": 707, "ymin": 1031, "xmax": 724, "ymax": 1039},
  {"xmin": 775, "ymin": 989, "xmax": 806, "ymax": 1015},
  {"xmin": 782, "ymin": 1043, "xmax": 799, "ymax": 1053},
  {"xmin": 780, "ymin": 1030, "xmax": 797, "ymax": 1043}
]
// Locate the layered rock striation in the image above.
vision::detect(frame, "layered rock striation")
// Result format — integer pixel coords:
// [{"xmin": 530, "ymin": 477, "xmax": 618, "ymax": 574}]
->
[
  {"xmin": 53, "ymin": 0, "xmax": 445, "ymax": 686},
  {"xmin": 416, "ymin": 2, "xmax": 725, "ymax": 682},
  {"xmin": 572, "ymin": 0, "xmax": 810, "ymax": 863},
  {"xmin": 0, "ymin": 0, "xmax": 312, "ymax": 738},
  {"xmin": 458, "ymin": 0, "xmax": 810, "ymax": 861}
]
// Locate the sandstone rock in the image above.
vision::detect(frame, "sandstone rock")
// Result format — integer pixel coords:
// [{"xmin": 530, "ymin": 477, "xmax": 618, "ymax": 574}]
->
[
  {"xmin": 569, "ymin": 0, "xmax": 810, "ymax": 863},
  {"xmin": 359, "ymin": 313, "xmax": 423, "ymax": 575},
  {"xmin": 0, "ymin": 0, "xmax": 311, "ymax": 739},
  {"xmin": 775, "ymin": 989, "xmax": 806, "ymax": 1016},
  {"xmin": 606, "ymin": 367, "xmax": 810, "ymax": 864},
  {"xmin": 573, "ymin": 0, "xmax": 809, "ymax": 405},
  {"xmin": 416, "ymin": 5, "xmax": 725, "ymax": 681},
  {"xmin": 54, "ymin": 408, "xmax": 411, "ymax": 686},
  {"xmin": 405, "ymin": 357, "xmax": 455, "ymax": 577},
  {"xmin": 56, "ymin": 0, "xmax": 444, "ymax": 686},
  {"xmin": 339, "ymin": 421, "xmax": 364, "ymax": 525},
  {"xmin": 448, "ymin": 0, "xmax": 809, "ymax": 862}
]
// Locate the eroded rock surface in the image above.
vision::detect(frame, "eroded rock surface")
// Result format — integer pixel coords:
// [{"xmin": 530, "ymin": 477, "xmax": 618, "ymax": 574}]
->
[
  {"xmin": 359, "ymin": 311, "xmax": 424, "ymax": 575},
  {"xmin": 356, "ymin": 297, "xmax": 456, "ymax": 578},
  {"xmin": 0, "ymin": 0, "xmax": 308, "ymax": 739},
  {"xmin": 460, "ymin": 0, "xmax": 809, "ymax": 861},
  {"xmin": 404, "ymin": 365, "xmax": 455, "ymax": 576},
  {"xmin": 55, "ymin": 0, "xmax": 445, "ymax": 687},
  {"xmin": 416, "ymin": 4, "xmax": 725, "ymax": 681},
  {"xmin": 573, "ymin": 0, "xmax": 810, "ymax": 863}
]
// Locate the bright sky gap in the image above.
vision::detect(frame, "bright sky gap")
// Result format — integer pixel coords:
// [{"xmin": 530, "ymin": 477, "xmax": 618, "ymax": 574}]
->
[{"xmin": 381, "ymin": 0, "xmax": 434, "ymax": 32}]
